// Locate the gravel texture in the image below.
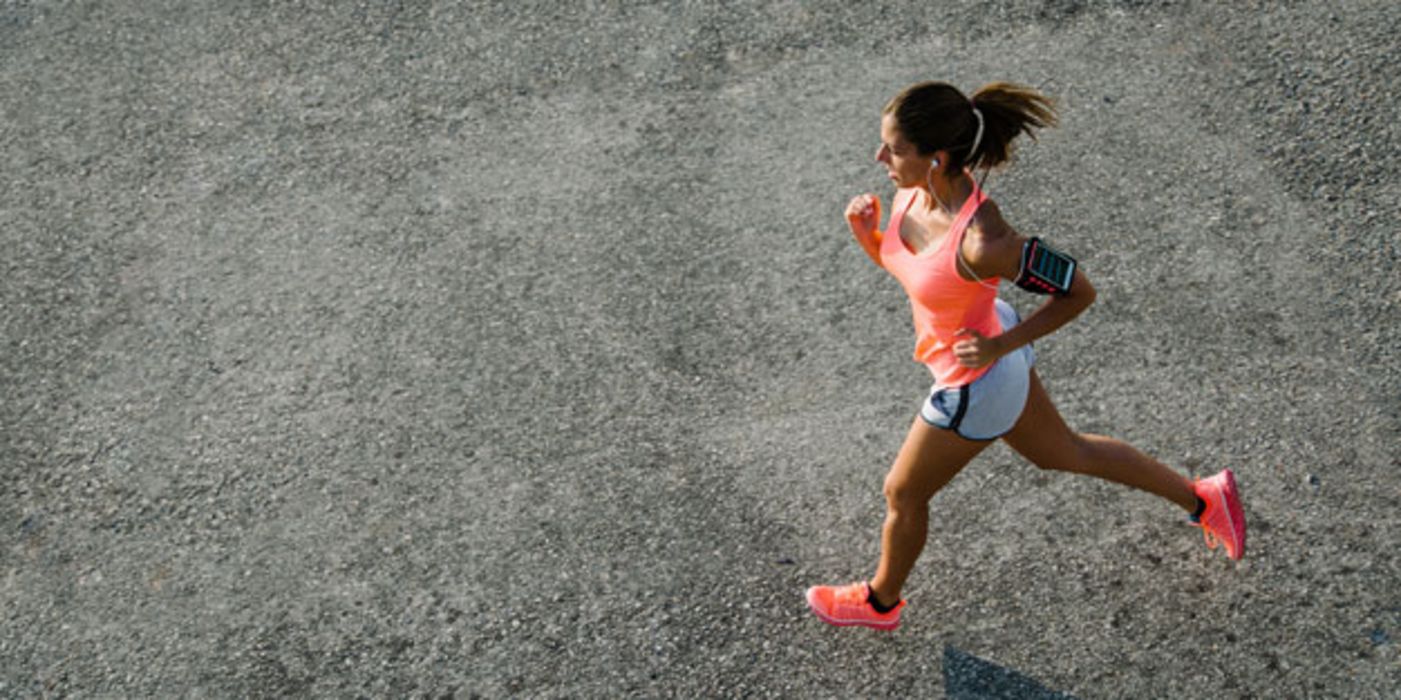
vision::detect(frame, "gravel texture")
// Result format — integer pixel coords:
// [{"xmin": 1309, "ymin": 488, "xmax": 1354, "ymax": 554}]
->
[{"xmin": 3, "ymin": 1, "xmax": 1397, "ymax": 697}]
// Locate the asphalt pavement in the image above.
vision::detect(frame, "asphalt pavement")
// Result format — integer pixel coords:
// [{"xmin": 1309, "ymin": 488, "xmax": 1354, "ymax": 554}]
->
[{"xmin": 3, "ymin": 1, "xmax": 1398, "ymax": 697}]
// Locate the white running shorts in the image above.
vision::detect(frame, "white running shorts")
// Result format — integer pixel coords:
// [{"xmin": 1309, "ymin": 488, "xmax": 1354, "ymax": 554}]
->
[{"xmin": 919, "ymin": 299, "xmax": 1036, "ymax": 441}]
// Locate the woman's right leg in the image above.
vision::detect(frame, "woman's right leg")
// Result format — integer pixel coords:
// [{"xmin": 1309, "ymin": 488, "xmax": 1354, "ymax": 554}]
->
[
  {"xmin": 1001, "ymin": 370, "xmax": 1198, "ymax": 511},
  {"xmin": 868, "ymin": 415, "xmax": 990, "ymax": 606}
]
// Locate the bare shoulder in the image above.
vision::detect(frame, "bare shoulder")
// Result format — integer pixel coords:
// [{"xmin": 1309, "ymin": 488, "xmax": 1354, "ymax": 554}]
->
[{"xmin": 962, "ymin": 198, "xmax": 1027, "ymax": 279}]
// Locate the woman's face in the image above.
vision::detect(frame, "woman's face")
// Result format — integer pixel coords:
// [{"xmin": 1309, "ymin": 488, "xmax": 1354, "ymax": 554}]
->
[{"xmin": 876, "ymin": 113, "xmax": 933, "ymax": 189}]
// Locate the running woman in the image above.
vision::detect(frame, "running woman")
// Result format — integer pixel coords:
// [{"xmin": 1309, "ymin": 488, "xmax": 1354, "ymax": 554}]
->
[{"xmin": 805, "ymin": 81, "xmax": 1246, "ymax": 631}]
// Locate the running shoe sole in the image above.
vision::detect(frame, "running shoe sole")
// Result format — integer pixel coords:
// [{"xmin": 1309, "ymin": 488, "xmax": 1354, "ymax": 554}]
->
[{"xmin": 1218, "ymin": 469, "xmax": 1246, "ymax": 560}]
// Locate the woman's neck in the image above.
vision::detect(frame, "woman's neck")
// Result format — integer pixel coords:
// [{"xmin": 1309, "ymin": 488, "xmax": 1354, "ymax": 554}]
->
[{"xmin": 923, "ymin": 169, "xmax": 972, "ymax": 216}]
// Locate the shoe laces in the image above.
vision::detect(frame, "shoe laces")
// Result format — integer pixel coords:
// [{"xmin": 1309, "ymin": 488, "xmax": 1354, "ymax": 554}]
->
[{"xmin": 838, "ymin": 583, "xmax": 869, "ymax": 608}]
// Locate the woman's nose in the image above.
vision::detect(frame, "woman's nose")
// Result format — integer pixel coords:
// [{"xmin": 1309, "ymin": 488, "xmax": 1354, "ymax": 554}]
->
[{"xmin": 875, "ymin": 145, "xmax": 889, "ymax": 163}]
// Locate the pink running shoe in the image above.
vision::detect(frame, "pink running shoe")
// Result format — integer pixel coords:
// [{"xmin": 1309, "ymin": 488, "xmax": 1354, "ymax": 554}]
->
[
  {"xmin": 805, "ymin": 582, "xmax": 905, "ymax": 631},
  {"xmin": 1193, "ymin": 469, "xmax": 1246, "ymax": 560}
]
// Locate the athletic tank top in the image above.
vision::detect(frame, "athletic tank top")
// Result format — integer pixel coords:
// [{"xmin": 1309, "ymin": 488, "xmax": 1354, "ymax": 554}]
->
[{"xmin": 879, "ymin": 178, "xmax": 1002, "ymax": 389}]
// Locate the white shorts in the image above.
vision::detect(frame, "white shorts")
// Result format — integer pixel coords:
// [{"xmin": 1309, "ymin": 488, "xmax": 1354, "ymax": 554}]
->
[{"xmin": 919, "ymin": 299, "xmax": 1036, "ymax": 441}]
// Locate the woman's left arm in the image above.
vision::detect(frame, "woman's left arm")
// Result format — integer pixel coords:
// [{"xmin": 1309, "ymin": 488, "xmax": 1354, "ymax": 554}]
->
[{"xmin": 952, "ymin": 203, "xmax": 1098, "ymax": 368}]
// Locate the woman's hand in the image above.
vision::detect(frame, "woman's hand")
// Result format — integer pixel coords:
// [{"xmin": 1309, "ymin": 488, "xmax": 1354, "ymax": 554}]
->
[
  {"xmin": 845, "ymin": 194, "xmax": 883, "ymax": 266},
  {"xmin": 952, "ymin": 328, "xmax": 1006, "ymax": 368},
  {"xmin": 845, "ymin": 194, "xmax": 881, "ymax": 238}
]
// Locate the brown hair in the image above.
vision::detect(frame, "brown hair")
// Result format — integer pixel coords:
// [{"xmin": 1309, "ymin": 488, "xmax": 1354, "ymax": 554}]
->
[{"xmin": 883, "ymin": 81, "xmax": 1058, "ymax": 172}]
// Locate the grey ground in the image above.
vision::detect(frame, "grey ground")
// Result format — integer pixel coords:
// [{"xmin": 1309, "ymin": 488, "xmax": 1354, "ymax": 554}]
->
[{"xmin": 3, "ymin": 1, "xmax": 1398, "ymax": 697}]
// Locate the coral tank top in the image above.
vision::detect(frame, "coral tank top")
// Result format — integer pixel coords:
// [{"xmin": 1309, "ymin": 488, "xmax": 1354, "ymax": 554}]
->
[{"xmin": 879, "ymin": 179, "xmax": 1003, "ymax": 389}]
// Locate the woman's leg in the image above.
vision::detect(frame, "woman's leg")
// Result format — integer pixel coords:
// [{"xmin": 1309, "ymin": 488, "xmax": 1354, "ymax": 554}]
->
[
  {"xmin": 1001, "ymin": 369, "xmax": 1198, "ymax": 511},
  {"xmin": 868, "ymin": 415, "xmax": 990, "ymax": 606}
]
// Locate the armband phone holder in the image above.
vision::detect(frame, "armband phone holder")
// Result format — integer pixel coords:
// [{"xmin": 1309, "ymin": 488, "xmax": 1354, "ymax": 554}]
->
[{"xmin": 1014, "ymin": 237, "xmax": 1076, "ymax": 295}]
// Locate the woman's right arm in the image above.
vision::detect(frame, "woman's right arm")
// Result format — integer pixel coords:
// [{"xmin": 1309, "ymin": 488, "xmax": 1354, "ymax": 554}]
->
[{"xmin": 845, "ymin": 193, "xmax": 884, "ymax": 267}]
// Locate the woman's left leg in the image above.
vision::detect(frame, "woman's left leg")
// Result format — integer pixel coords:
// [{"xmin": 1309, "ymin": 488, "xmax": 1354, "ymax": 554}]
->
[
  {"xmin": 870, "ymin": 414, "xmax": 991, "ymax": 605},
  {"xmin": 1001, "ymin": 369, "xmax": 1198, "ymax": 511},
  {"xmin": 805, "ymin": 414, "xmax": 988, "ymax": 630}
]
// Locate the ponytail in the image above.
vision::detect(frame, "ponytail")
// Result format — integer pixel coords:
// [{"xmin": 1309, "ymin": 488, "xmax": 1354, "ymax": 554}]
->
[
  {"xmin": 967, "ymin": 82, "xmax": 1057, "ymax": 171},
  {"xmin": 884, "ymin": 81, "xmax": 1058, "ymax": 172}
]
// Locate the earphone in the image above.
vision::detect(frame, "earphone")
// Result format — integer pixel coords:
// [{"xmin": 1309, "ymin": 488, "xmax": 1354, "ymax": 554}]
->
[{"xmin": 926, "ymin": 160, "xmax": 949, "ymax": 214}]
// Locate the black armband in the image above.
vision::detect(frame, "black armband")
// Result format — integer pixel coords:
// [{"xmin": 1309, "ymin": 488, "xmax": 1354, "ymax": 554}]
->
[{"xmin": 1013, "ymin": 237, "xmax": 1076, "ymax": 295}]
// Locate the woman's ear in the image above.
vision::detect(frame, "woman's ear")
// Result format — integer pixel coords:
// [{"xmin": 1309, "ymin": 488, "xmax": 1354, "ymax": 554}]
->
[{"xmin": 929, "ymin": 149, "xmax": 951, "ymax": 172}]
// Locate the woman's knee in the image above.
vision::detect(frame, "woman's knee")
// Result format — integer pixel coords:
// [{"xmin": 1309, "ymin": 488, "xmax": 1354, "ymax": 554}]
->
[{"xmin": 883, "ymin": 474, "xmax": 932, "ymax": 513}]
